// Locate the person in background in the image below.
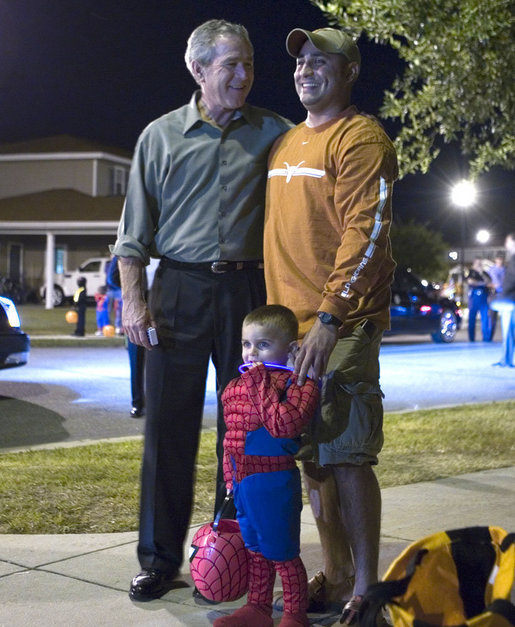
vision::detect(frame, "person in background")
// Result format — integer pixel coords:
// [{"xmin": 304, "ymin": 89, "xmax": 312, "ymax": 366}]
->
[
  {"xmin": 106, "ymin": 254, "xmax": 123, "ymax": 335},
  {"xmin": 111, "ymin": 19, "xmax": 292, "ymax": 602},
  {"xmin": 94, "ymin": 285, "xmax": 110, "ymax": 336},
  {"xmin": 491, "ymin": 234, "xmax": 515, "ymax": 367},
  {"xmin": 215, "ymin": 305, "xmax": 319, "ymax": 627},
  {"xmin": 487, "ymin": 255, "xmax": 505, "ymax": 340},
  {"xmin": 129, "ymin": 258, "xmax": 160, "ymax": 418},
  {"xmin": 72, "ymin": 276, "xmax": 87, "ymax": 337},
  {"xmin": 466, "ymin": 258, "xmax": 492, "ymax": 342},
  {"xmin": 265, "ymin": 27, "xmax": 397, "ymax": 625},
  {"xmin": 107, "ymin": 254, "xmax": 147, "ymax": 417}
]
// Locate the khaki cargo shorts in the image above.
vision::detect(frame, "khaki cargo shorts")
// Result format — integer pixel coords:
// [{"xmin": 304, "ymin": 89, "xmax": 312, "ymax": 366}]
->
[{"xmin": 316, "ymin": 321, "xmax": 384, "ymax": 466}]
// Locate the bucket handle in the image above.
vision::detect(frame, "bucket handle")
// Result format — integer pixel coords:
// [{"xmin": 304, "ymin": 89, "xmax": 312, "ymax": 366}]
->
[{"xmin": 212, "ymin": 492, "xmax": 234, "ymax": 532}]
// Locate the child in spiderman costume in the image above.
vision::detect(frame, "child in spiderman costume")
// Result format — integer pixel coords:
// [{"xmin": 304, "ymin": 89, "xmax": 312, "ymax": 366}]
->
[{"xmin": 214, "ymin": 305, "xmax": 320, "ymax": 627}]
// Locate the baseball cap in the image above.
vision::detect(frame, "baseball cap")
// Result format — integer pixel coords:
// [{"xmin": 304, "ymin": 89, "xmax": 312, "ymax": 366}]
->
[{"xmin": 286, "ymin": 27, "xmax": 361, "ymax": 66}]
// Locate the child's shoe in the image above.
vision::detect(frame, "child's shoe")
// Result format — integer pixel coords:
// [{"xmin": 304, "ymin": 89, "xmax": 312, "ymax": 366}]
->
[
  {"xmin": 213, "ymin": 603, "xmax": 273, "ymax": 627},
  {"xmin": 278, "ymin": 611, "xmax": 310, "ymax": 626}
]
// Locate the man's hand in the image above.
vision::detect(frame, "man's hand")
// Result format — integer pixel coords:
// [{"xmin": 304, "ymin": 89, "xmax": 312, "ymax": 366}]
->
[
  {"xmin": 122, "ymin": 296, "xmax": 154, "ymax": 348},
  {"xmin": 119, "ymin": 258, "xmax": 155, "ymax": 349},
  {"xmin": 294, "ymin": 318, "xmax": 339, "ymax": 385}
]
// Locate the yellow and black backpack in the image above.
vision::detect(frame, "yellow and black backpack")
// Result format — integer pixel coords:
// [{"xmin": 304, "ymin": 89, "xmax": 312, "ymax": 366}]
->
[{"xmin": 360, "ymin": 526, "xmax": 515, "ymax": 626}]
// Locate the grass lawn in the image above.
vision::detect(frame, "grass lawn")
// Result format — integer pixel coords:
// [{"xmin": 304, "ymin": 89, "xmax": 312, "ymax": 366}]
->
[
  {"xmin": 1, "ymin": 401, "xmax": 514, "ymax": 534},
  {"xmin": 18, "ymin": 303, "xmax": 124, "ymax": 345},
  {"xmin": 19, "ymin": 303, "xmax": 99, "ymax": 335}
]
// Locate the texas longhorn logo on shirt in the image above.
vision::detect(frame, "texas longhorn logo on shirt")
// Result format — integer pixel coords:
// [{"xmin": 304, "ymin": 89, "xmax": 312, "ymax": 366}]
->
[{"xmin": 268, "ymin": 161, "xmax": 325, "ymax": 183}]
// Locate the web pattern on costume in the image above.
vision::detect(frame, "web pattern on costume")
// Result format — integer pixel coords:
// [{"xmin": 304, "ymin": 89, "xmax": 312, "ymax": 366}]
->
[
  {"xmin": 247, "ymin": 550, "xmax": 276, "ymax": 604},
  {"xmin": 189, "ymin": 520, "xmax": 249, "ymax": 602},
  {"xmin": 274, "ymin": 556, "xmax": 308, "ymax": 613},
  {"xmin": 245, "ymin": 551, "xmax": 307, "ymax": 614},
  {"xmin": 222, "ymin": 365, "xmax": 319, "ymax": 487}
]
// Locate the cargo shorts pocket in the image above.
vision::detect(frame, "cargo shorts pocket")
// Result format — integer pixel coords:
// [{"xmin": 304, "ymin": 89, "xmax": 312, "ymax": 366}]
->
[{"xmin": 316, "ymin": 372, "xmax": 384, "ymax": 466}]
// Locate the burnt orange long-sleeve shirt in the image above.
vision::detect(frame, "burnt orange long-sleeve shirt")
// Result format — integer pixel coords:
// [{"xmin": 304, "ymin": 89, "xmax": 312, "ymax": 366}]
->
[{"xmin": 264, "ymin": 106, "xmax": 398, "ymax": 338}]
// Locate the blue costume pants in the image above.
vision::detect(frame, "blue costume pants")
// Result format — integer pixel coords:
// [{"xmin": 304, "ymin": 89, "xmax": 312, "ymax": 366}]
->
[{"xmin": 233, "ymin": 468, "xmax": 302, "ymax": 562}]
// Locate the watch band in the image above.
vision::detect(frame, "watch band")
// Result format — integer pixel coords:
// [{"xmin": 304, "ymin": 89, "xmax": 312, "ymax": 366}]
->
[{"xmin": 317, "ymin": 311, "xmax": 342, "ymax": 326}]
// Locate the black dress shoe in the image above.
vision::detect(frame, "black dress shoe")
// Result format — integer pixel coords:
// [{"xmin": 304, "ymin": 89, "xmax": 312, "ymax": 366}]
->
[
  {"xmin": 130, "ymin": 406, "xmax": 144, "ymax": 418},
  {"xmin": 129, "ymin": 568, "xmax": 178, "ymax": 601}
]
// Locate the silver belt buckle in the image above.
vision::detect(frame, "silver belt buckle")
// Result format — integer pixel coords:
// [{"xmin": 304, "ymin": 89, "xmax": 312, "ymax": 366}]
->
[{"xmin": 211, "ymin": 261, "xmax": 229, "ymax": 274}]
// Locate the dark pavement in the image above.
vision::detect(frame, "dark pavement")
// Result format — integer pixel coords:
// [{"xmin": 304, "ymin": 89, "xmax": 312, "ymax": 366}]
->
[{"xmin": 1, "ymin": 322, "xmax": 513, "ymax": 452}]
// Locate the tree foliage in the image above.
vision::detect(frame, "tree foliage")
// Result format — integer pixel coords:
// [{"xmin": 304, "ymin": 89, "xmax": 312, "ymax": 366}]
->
[
  {"xmin": 311, "ymin": 0, "xmax": 515, "ymax": 178},
  {"xmin": 390, "ymin": 219, "xmax": 450, "ymax": 280}
]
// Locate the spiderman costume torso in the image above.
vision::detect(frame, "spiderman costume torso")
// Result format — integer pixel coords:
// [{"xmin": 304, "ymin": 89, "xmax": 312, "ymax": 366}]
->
[{"xmin": 222, "ymin": 364, "xmax": 319, "ymax": 489}]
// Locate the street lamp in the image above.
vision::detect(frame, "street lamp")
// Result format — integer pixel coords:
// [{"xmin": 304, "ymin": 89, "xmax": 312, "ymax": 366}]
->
[
  {"xmin": 476, "ymin": 229, "xmax": 490, "ymax": 259},
  {"xmin": 451, "ymin": 180, "xmax": 477, "ymax": 208},
  {"xmin": 476, "ymin": 229, "xmax": 490, "ymax": 245},
  {"xmin": 451, "ymin": 179, "xmax": 477, "ymax": 297}
]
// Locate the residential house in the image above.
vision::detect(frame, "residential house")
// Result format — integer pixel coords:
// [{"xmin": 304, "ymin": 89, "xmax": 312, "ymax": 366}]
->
[{"xmin": 0, "ymin": 135, "xmax": 132, "ymax": 304}]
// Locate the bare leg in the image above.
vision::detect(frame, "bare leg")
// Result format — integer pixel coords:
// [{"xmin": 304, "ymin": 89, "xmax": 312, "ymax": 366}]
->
[
  {"xmin": 333, "ymin": 463, "xmax": 381, "ymax": 595},
  {"xmin": 303, "ymin": 461, "xmax": 354, "ymax": 600}
]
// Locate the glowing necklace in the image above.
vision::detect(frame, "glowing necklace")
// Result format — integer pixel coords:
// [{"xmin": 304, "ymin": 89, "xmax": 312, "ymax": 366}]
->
[{"xmin": 238, "ymin": 362, "xmax": 293, "ymax": 374}]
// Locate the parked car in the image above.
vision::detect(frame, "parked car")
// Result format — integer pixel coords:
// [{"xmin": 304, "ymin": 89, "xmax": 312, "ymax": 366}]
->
[
  {"xmin": 387, "ymin": 267, "xmax": 462, "ymax": 343},
  {"xmin": 40, "ymin": 257, "xmax": 111, "ymax": 306},
  {"xmin": 0, "ymin": 296, "xmax": 30, "ymax": 368}
]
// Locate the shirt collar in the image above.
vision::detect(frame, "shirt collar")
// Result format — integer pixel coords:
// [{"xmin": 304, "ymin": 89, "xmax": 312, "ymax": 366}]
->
[{"xmin": 182, "ymin": 91, "xmax": 255, "ymax": 134}]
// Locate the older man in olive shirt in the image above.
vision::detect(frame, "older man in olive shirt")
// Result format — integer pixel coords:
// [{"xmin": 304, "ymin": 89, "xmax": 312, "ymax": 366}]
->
[{"xmin": 112, "ymin": 19, "xmax": 291, "ymax": 602}]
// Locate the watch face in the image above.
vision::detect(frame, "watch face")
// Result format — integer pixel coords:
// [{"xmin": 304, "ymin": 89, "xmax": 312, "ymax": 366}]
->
[{"xmin": 318, "ymin": 312, "xmax": 339, "ymax": 326}]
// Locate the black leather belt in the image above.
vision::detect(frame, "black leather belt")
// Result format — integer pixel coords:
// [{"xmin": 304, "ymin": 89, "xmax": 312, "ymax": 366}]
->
[{"xmin": 161, "ymin": 258, "xmax": 264, "ymax": 274}]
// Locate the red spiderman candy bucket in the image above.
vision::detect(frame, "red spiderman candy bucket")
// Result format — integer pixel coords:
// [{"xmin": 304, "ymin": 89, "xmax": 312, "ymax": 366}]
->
[{"xmin": 189, "ymin": 496, "xmax": 249, "ymax": 602}]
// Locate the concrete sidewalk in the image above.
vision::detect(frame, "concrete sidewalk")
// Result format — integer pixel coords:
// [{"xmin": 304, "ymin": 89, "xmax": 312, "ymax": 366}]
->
[{"xmin": 1, "ymin": 466, "xmax": 514, "ymax": 626}]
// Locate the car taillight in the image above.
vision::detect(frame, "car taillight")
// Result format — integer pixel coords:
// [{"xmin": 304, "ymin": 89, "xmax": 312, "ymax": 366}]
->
[{"xmin": 420, "ymin": 305, "xmax": 432, "ymax": 313}]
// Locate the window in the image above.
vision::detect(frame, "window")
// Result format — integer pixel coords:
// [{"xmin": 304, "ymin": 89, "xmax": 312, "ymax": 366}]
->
[
  {"xmin": 110, "ymin": 166, "xmax": 127, "ymax": 195},
  {"xmin": 8, "ymin": 244, "xmax": 22, "ymax": 283},
  {"xmin": 55, "ymin": 247, "xmax": 66, "ymax": 275}
]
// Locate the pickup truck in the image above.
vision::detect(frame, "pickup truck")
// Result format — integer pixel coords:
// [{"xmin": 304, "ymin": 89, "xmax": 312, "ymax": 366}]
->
[{"xmin": 41, "ymin": 257, "xmax": 111, "ymax": 306}]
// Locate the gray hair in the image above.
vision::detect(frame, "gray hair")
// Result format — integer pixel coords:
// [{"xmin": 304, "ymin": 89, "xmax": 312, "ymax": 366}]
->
[{"xmin": 185, "ymin": 19, "xmax": 253, "ymax": 78}]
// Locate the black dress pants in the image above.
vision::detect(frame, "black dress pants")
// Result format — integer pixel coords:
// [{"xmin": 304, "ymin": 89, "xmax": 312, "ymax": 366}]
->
[{"xmin": 137, "ymin": 262, "xmax": 266, "ymax": 573}]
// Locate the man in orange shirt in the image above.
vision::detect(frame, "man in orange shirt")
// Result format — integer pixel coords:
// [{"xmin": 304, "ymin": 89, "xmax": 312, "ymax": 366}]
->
[{"xmin": 265, "ymin": 28, "xmax": 398, "ymax": 624}]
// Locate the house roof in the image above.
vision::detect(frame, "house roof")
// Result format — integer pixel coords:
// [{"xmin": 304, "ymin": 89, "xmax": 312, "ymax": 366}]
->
[
  {"xmin": 0, "ymin": 189, "xmax": 123, "ymax": 235},
  {"xmin": 0, "ymin": 135, "xmax": 132, "ymax": 160},
  {"xmin": 0, "ymin": 189, "xmax": 123, "ymax": 222}
]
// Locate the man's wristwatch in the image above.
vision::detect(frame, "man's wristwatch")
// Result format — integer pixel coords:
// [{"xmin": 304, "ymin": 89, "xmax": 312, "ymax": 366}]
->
[{"xmin": 317, "ymin": 311, "xmax": 342, "ymax": 327}]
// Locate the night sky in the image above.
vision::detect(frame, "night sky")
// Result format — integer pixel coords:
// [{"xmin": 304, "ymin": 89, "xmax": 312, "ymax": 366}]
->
[{"xmin": 1, "ymin": 0, "xmax": 513, "ymax": 246}]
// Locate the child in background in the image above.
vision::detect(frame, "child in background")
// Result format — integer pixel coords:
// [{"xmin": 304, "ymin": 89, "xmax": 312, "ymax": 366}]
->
[
  {"xmin": 106, "ymin": 255, "xmax": 123, "ymax": 335},
  {"xmin": 72, "ymin": 276, "xmax": 87, "ymax": 337},
  {"xmin": 94, "ymin": 285, "xmax": 110, "ymax": 336},
  {"xmin": 215, "ymin": 305, "xmax": 319, "ymax": 627}
]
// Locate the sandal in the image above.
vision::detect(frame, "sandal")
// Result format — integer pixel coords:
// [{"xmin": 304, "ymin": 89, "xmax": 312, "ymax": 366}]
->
[
  {"xmin": 307, "ymin": 570, "xmax": 326, "ymax": 604},
  {"xmin": 310, "ymin": 571, "xmax": 355, "ymax": 613},
  {"xmin": 273, "ymin": 570, "xmax": 354, "ymax": 614},
  {"xmin": 339, "ymin": 595, "xmax": 363, "ymax": 625},
  {"xmin": 309, "ymin": 570, "xmax": 357, "ymax": 613},
  {"xmin": 306, "ymin": 570, "xmax": 341, "ymax": 612}
]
